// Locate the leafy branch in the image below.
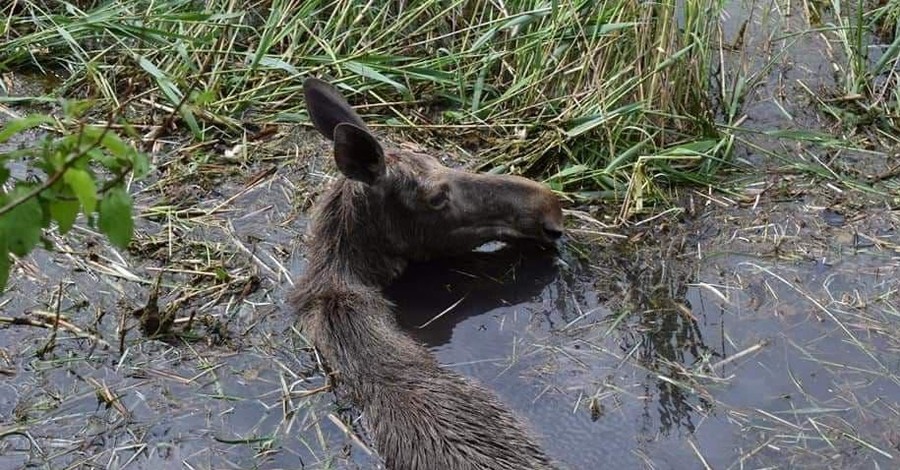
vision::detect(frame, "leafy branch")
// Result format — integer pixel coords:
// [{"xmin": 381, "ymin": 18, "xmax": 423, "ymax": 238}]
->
[
  {"xmin": 0, "ymin": 103, "xmax": 149, "ymax": 291},
  {"xmin": 0, "ymin": 123, "xmax": 107, "ymax": 217}
]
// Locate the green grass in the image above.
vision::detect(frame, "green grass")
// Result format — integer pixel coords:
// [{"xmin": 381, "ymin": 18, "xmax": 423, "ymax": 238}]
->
[
  {"xmin": 1, "ymin": 0, "xmax": 728, "ymax": 210},
  {"xmin": 705, "ymin": 0, "xmax": 899, "ymax": 202},
  {"xmin": 799, "ymin": 0, "xmax": 900, "ymax": 139}
]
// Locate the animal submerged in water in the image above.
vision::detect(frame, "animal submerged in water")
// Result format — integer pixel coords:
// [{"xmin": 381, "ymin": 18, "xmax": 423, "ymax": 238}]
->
[{"xmin": 290, "ymin": 78, "xmax": 564, "ymax": 470}]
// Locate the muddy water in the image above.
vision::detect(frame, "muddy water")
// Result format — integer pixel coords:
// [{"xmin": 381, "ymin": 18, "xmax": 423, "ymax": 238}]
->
[
  {"xmin": 388, "ymin": 246, "xmax": 686, "ymax": 468},
  {"xmin": 385, "ymin": 205, "xmax": 898, "ymax": 469},
  {"xmin": 2, "ymin": 142, "xmax": 897, "ymax": 468},
  {"xmin": 2, "ymin": 190, "xmax": 895, "ymax": 470}
]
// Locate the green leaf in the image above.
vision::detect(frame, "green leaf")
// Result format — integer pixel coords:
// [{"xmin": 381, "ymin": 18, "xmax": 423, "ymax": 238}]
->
[
  {"xmin": 471, "ymin": 8, "xmax": 552, "ymax": 50},
  {"xmin": 763, "ymin": 129, "xmax": 839, "ymax": 143},
  {"xmin": 98, "ymin": 187, "xmax": 133, "ymax": 249},
  {"xmin": 63, "ymin": 168, "xmax": 97, "ymax": 214},
  {"xmin": 61, "ymin": 99, "xmax": 95, "ymax": 119},
  {"xmin": 257, "ymin": 56, "xmax": 299, "ymax": 74},
  {"xmin": 82, "ymin": 125, "xmax": 130, "ymax": 157},
  {"xmin": 137, "ymin": 55, "xmax": 182, "ymax": 105},
  {"xmin": 565, "ymin": 103, "xmax": 643, "ymax": 137},
  {"xmin": 131, "ymin": 152, "xmax": 150, "ymax": 178},
  {"xmin": 0, "ymin": 115, "xmax": 53, "ymax": 145},
  {"xmin": 50, "ymin": 199, "xmax": 79, "ymax": 234},
  {"xmin": 344, "ymin": 61, "xmax": 408, "ymax": 95},
  {"xmin": 181, "ymin": 107, "xmax": 202, "ymax": 138},
  {"xmin": 0, "ymin": 192, "xmax": 43, "ymax": 257},
  {"xmin": 79, "ymin": 126, "xmax": 148, "ymax": 173},
  {"xmin": 873, "ymin": 32, "xmax": 900, "ymax": 76},
  {"xmin": 660, "ymin": 139, "xmax": 718, "ymax": 156},
  {"xmin": 592, "ymin": 22, "xmax": 640, "ymax": 35},
  {"xmin": 548, "ymin": 164, "xmax": 589, "ymax": 180},
  {"xmin": 137, "ymin": 56, "xmax": 201, "ymax": 137}
]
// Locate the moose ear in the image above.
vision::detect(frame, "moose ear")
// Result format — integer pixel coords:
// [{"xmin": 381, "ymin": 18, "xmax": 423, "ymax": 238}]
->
[
  {"xmin": 333, "ymin": 123, "xmax": 385, "ymax": 185},
  {"xmin": 303, "ymin": 78, "xmax": 370, "ymax": 140}
]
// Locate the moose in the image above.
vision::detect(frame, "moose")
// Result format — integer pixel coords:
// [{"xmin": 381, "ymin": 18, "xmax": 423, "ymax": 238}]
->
[{"xmin": 290, "ymin": 78, "xmax": 564, "ymax": 470}]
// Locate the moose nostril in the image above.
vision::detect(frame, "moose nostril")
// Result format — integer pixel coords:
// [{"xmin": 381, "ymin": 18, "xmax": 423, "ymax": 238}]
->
[{"xmin": 543, "ymin": 223, "xmax": 564, "ymax": 240}]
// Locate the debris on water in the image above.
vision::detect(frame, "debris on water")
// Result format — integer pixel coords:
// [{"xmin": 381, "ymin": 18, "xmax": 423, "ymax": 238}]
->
[
  {"xmin": 133, "ymin": 273, "xmax": 172, "ymax": 338},
  {"xmin": 821, "ymin": 208, "xmax": 846, "ymax": 227}
]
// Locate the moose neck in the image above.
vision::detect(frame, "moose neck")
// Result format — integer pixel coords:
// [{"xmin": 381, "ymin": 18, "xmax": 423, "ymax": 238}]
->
[{"xmin": 302, "ymin": 178, "xmax": 407, "ymax": 291}]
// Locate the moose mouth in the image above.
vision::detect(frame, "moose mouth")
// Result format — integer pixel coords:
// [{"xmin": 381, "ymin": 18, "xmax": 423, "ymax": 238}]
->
[{"xmin": 448, "ymin": 224, "xmax": 563, "ymax": 251}]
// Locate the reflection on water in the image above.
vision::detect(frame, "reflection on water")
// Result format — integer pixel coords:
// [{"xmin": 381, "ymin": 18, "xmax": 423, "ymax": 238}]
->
[
  {"xmin": 387, "ymin": 240, "xmax": 710, "ymax": 469},
  {"xmin": 388, "ymin": 242, "xmax": 561, "ymax": 346}
]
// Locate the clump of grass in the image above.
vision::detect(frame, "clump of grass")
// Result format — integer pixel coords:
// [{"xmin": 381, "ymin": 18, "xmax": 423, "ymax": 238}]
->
[
  {"xmin": 824, "ymin": 0, "xmax": 899, "ymax": 135},
  {"xmin": 1, "ymin": 0, "xmax": 728, "ymax": 212},
  {"xmin": 868, "ymin": 0, "xmax": 900, "ymax": 41},
  {"xmin": 707, "ymin": 0, "xmax": 898, "ymax": 200}
]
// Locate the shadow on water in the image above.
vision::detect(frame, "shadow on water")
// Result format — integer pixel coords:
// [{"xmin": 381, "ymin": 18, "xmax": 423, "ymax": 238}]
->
[
  {"xmin": 387, "ymin": 242, "xmax": 561, "ymax": 347},
  {"xmin": 385, "ymin": 237, "xmax": 718, "ymax": 469}
]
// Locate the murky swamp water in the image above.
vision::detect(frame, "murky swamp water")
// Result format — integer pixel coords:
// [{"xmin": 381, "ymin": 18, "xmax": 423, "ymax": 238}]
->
[{"xmin": 2, "ymin": 0, "xmax": 899, "ymax": 469}]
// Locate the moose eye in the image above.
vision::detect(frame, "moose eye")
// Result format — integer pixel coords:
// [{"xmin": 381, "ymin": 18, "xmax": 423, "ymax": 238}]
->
[{"xmin": 426, "ymin": 187, "xmax": 449, "ymax": 210}]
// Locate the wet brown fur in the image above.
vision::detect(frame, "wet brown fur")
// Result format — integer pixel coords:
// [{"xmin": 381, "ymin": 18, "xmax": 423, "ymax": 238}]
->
[{"xmin": 290, "ymin": 78, "xmax": 562, "ymax": 470}]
